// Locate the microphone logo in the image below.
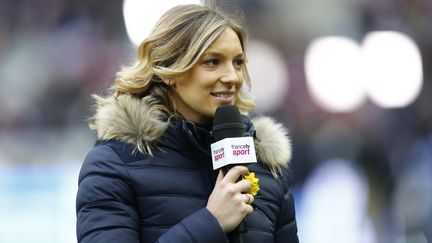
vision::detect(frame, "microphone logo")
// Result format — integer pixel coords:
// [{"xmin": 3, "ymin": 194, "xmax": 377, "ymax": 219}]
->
[
  {"xmin": 210, "ymin": 137, "xmax": 257, "ymax": 170},
  {"xmin": 213, "ymin": 147, "xmax": 225, "ymax": 162},
  {"xmin": 231, "ymin": 144, "xmax": 251, "ymax": 156}
]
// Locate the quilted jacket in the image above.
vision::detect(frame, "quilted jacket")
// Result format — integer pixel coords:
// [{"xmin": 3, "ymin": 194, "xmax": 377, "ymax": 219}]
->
[{"xmin": 76, "ymin": 94, "xmax": 299, "ymax": 243}]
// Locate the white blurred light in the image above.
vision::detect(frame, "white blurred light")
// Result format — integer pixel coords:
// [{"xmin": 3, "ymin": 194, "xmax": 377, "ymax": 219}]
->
[
  {"xmin": 304, "ymin": 32, "xmax": 423, "ymax": 112},
  {"xmin": 123, "ymin": 0, "xmax": 201, "ymax": 46},
  {"xmin": 362, "ymin": 31, "xmax": 423, "ymax": 108},
  {"xmin": 247, "ymin": 40, "xmax": 289, "ymax": 113},
  {"xmin": 297, "ymin": 159, "xmax": 376, "ymax": 243},
  {"xmin": 305, "ymin": 37, "xmax": 366, "ymax": 112}
]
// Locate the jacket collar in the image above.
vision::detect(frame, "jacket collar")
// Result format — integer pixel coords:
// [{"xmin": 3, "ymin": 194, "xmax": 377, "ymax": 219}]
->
[{"xmin": 90, "ymin": 94, "xmax": 292, "ymax": 177}]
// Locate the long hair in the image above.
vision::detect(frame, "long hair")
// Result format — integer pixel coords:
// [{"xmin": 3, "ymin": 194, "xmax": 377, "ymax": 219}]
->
[{"xmin": 111, "ymin": 3, "xmax": 255, "ymax": 114}]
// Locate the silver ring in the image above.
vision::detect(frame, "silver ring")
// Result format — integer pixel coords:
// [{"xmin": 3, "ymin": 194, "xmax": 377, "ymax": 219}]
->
[{"xmin": 246, "ymin": 194, "xmax": 253, "ymax": 204}]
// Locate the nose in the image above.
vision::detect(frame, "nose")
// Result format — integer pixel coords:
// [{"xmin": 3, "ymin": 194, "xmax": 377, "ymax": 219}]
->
[{"xmin": 219, "ymin": 64, "xmax": 240, "ymax": 84}]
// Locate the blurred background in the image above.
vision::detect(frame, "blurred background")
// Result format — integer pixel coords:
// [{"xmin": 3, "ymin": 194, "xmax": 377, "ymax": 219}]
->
[{"xmin": 0, "ymin": 0, "xmax": 431, "ymax": 242}]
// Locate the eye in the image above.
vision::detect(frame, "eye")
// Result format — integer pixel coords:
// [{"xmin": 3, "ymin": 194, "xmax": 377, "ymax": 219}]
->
[
  {"xmin": 204, "ymin": 59, "xmax": 219, "ymax": 66},
  {"xmin": 233, "ymin": 58, "xmax": 244, "ymax": 69}
]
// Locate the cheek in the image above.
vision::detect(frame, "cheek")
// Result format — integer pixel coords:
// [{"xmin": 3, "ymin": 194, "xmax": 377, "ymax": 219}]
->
[
  {"xmin": 236, "ymin": 78, "xmax": 244, "ymax": 91},
  {"xmin": 176, "ymin": 84, "xmax": 210, "ymax": 107}
]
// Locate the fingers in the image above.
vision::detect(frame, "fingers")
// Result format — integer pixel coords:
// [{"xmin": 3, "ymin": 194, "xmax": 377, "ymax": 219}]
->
[
  {"xmin": 217, "ymin": 167, "xmax": 252, "ymax": 194},
  {"xmin": 244, "ymin": 193, "xmax": 254, "ymax": 204},
  {"xmin": 207, "ymin": 168, "xmax": 254, "ymax": 232},
  {"xmin": 223, "ymin": 166, "xmax": 249, "ymax": 183},
  {"xmin": 216, "ymin": 169, "xmax": 224, "ymax": 182},
  {"xmin": 235, "ymin": 178, "xmax": 252, "ymax": 193},
  {"xmin": 242, "ymin": 201, "xmax": 254, "ymax": 216}
]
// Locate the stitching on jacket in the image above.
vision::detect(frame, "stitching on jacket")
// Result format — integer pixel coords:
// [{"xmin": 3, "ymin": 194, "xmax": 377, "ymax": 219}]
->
[
  {"xmin": 123, "ymin": 164, "xmax": 203, "ymax": 171},
  {"xmin": 78, "ymin": 172, "xmax": 123, "ymax": 186},
  {"xmin": 137, "ymin": 193, "xmax": 207, "ymax": 200},
  {"xmin": 82, "ymin": 199, "xmax": 136, "ymax": 208},
  {"xmin": 104, "ymin": 143, "xmax": 134, "ymax": 187},
  {"xmin": 179, "ymin": 222, "xmax": 197, "ymax": 243},
  {"xmin": 276, "ymin": 220, "xmax": 296, "ymax": 234},
  {"xmin": 139, "ymin": 224, "xmax": 172, "ymax": 228},
  {"xmin": 103, "ymin": 143, "xmax": 140, "ymax": 214},
  {"xmin": 255, "ymin": 196, "xmax": 279, "ymax": 206},
  {"xmin": 80, "ymin": 225, "xmax": 138, "ymax": 241},
  {"xmin": 252, "ymin": 201, "xmax": 278, "ymax": 225},
  {"xmin": 246, "ymin": 228, "xmax": 274, "ymax": 235}
]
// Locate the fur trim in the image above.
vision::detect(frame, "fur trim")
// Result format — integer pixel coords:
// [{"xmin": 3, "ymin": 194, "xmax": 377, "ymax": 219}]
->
[
  {"xmin": 90, "ymin": 94, "xmax": 292, "ymax": 176},
  {"xmin": 252, "ymin": 117, "xmax": 292, "ymax": 177},
  {"xmin": 89, "ymin": 94, "xmax": 169, "ymax": 155}
]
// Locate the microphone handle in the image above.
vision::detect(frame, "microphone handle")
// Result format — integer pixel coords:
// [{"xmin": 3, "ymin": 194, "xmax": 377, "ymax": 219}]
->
[
  {"xmin": 228, "ymin": 218, "xmax": 247, "ymax": 243},
  {"xmin": 222, "ymin": 165, "xmax": 248, "ymax": 243}
]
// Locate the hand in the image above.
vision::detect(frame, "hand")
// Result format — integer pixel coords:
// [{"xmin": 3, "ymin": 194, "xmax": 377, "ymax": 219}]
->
[{"xmin": 206, "ymin": 166, "xmax": 254, "ymax": 233}]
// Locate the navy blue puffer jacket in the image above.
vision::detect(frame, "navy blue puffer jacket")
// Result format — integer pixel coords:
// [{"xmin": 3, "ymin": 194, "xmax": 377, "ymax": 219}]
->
[{"xmin": 76, "ymin": 94, "xmax": 299, "ymax": 243}]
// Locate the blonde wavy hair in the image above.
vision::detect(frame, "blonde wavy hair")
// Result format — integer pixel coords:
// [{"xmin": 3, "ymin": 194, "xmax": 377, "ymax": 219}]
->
[{"xmin": 111, "ymin": 3, "xmax": 255, "ymax": 115}]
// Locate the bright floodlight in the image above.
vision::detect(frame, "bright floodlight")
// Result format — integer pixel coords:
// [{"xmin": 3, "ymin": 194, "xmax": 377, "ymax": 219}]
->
[
  {"xmin": 247, "ymin": 40, "xmax": 289, "ymax": 113},
  {"xmin": 123, "ymin": 0, "xmax": 201, "ymax": 46},
  {"xmin": 362, "ymin": 31, "xmax": 423, "ymax": 108},
  {"xmin": 304, "ymin": 37, "xmax": 366, "ymax": 113}
]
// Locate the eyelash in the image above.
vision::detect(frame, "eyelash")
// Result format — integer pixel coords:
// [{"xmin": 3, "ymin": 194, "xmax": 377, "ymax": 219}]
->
[
  {"xmin": 204, "ymin": 58, "xmax": 244, "ymax": 69},
  {"xmin": 204, "ymin": 59, "xmax": 219, "ymax": 66},
  {"xmin": 234, "ymin": 59, "xmax": 244, "ymax": 67}
]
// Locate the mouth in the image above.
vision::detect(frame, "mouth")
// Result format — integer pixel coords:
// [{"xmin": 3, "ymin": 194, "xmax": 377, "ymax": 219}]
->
[
  {"xmin": 210, "ymin": 91, "xmax": 235, "ymax": 103},
  {"xmin": 211, "ymin": 92, "xmax": 234, "ymax": 98}
]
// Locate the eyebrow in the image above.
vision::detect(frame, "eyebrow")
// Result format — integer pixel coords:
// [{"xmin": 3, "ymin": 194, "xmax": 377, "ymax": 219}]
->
[{"xmin": 202, "ymin": 51, "xmax": 244, "ymax": 59}]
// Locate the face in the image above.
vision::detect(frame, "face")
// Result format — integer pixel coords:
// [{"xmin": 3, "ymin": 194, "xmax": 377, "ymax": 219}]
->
[{"xmin": 170, "ymin": 28, "xmax": 245, "ymax": 124}]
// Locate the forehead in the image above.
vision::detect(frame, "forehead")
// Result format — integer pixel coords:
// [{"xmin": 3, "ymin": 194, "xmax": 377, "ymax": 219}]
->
[{"xmin": 204, "ymin": 28, "xmax": 243, "ymax": 55}]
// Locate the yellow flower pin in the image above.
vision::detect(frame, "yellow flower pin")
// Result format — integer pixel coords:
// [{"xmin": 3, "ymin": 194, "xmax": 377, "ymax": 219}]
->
[{"xmin": 243, "ymin": 172, "xmax": 260, "ymax": 196}]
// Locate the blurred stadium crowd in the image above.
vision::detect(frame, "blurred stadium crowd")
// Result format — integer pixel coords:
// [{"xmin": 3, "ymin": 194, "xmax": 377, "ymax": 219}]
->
[{"xmin": 0, "ymin": 0, "xmax": 431, "ymax": 242}]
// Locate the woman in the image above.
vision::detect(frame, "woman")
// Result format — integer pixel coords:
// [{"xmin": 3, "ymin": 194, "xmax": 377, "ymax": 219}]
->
[{"xmin": 76, "ymin": 3, "xmax": 299, "ymax": 243}]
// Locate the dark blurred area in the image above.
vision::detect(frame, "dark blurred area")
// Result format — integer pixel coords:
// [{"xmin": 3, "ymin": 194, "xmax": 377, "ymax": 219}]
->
[{"xmin": 0, "ymin": 0, "xmax": 431, "ymax": 242}]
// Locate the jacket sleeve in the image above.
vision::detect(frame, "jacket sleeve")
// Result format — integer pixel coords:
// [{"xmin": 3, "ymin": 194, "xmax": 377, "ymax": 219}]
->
[
  {"xmin": 275, "ymin": 174, "xmax": 300, "ymax": 243},
  {"xmin": 76, "ymin": 144, "xmax": 140, "ymax": 243},
  {"xmin": 157, "ymin": 208, "xmax": 228, "ymax": 243},
  {"xmin": 76, "ymin": 144, "xmax": 228, "ymax": 243}
]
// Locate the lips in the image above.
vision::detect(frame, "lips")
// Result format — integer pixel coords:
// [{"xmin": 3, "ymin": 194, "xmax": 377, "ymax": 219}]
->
[
  {"xmin": 211, "ymin": 91, "xmax": 234, "ymax": 98},
  {"xmin": 211, "ymin": 93, "xmax": 233, "ymax": 98},
  {"xmin": 211, "ymin": 91, "xmax": 235, "ymax": 104}
]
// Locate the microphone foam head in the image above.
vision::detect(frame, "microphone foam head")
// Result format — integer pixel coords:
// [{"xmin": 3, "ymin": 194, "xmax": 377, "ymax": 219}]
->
[
  {"xmin": 212, "ymin": 105, "xmax": 244, "ymax": 141},
  {"xmin": 213, "ymin": 105, "xmax": 241, "ymax": 125}
]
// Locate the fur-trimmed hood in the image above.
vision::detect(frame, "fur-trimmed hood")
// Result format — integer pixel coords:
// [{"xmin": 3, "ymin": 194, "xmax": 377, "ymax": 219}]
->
[{"xmin": 90, "ymin": 94, "xmax": 292, "ymax": 176}]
